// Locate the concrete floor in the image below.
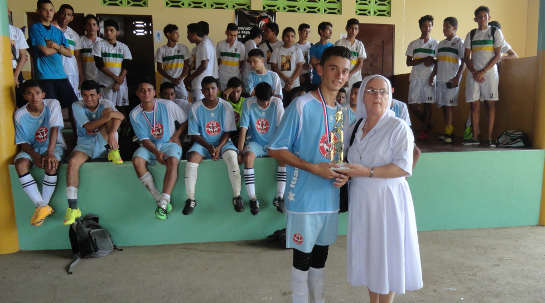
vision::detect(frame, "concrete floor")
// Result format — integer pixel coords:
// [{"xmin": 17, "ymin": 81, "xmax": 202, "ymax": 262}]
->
[{"xmin": 1, "ymin": 226, "xmax": 544, "ymax": 303}]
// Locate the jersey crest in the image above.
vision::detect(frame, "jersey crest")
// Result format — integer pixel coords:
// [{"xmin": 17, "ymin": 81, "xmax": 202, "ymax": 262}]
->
[
  {"xmin": 234, "ymin": 111, "xmax": 240, "ymax": 124},
  {"xmin": 255, "ymin": 118, "xmax": 270, "ymax": 134},
  {"xmin": 87, "ymin": 128, "xmax": 99, "ymax": 135},
  {"xmin": 35, "ymin": 126, "xmax": 49, "ymax": 143},
  {"xmin": 151, "ymin": 123, "xmax": 164, "ymax": 139},
  {"xmin": 205, "ymin": 120, "xmax": 221, "ymax": 136},
  {"xmin": 318, "ymin": 132, "xmax": 338, "ymax": 159}
]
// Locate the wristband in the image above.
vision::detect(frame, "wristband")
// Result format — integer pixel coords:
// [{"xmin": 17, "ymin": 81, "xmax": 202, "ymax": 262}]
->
[{"xmin": 369, "ymin": 168, "xmax": 374, "ymax": 178}]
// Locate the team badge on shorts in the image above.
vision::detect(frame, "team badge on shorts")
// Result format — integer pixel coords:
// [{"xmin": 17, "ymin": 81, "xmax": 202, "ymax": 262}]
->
[
  {"xmin": 152, "ymin": 124, "xmax": 164, "ymax": 139},
  {"xmin": 35, "ymin": 126, "xmax": 49, "ymax": 143},
  {"xmin": 319, "ymin": 132, "xmax": 338, "ymax": 159},
  {"xmin": 256, "ymin": 118, "xmax": 269, "ymax": 134},
  {"xmin": 293, "ymin": 233, "xmax": 303, "ymax": 245},
  {"xmin": 206, "ymin": 120, "xmax": 221, "ymax": 136}
]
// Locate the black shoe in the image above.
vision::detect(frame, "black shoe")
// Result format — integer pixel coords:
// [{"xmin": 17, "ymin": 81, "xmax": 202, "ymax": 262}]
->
[
  {"xmin": 233, "ymin": 196, "xmax": 244, "ymax": 212},
  {"xmin": 462, "ymin": 138, "xmax": 480, "ymax": 146},
  {"xmin": 272, "ymin": 197, "xmax": 285, "ymax": 213},
  {"xmin": 182, "ymin": 199, "xmax": 196, "ymax": 215},
  {"xmin": 485, "ymin": 138, "xmax": 496, "ymax": 147},
  {"xmin": 249, "ymin": 199, "xmax": 260, "ymax": 215},
  {"xmin": 444, "ymin": 133, "xmax": 454, "ymax": 144}
]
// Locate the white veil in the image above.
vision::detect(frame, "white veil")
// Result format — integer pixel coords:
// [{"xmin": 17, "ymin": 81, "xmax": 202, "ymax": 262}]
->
[{"xmin": 355, "ymin": 75, "xmax": 393, "ymax": 122}]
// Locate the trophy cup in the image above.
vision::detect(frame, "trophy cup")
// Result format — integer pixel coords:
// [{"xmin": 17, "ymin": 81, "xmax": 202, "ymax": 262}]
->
[{"xmin": 330, "ymin": 108, "xmax": 348, "ymax": 170}]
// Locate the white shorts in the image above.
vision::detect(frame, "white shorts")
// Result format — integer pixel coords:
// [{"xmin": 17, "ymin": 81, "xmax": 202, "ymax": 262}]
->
[
  {"xmin": 67, "ymin": 75, "xmax": 81, "ymax": 100},
  {"xmin": 465, "ymin": 70, "xmax": 499, "ymax": 102},
  {"xmin": 218, "ymin": 81, "xmax": 228, "ymax": 91},
  {"xmin": 101, "ymin": 85, "xmax": 129, "ymax": 106},
  {"xmin": 436, "ymin": 81, "xmax": 459, "ymax": 107},
  {"xmin": 285, "ymin": 212, "xmax": 338, "ymax": 253},
  {"xmin": 191, "ymin": 88, "xmax": 204, "ymax": 103},
  {"xmin": 408, "ymin": 79, "xmax": 436, "ymax": 104},
  {"xmin": 162, "ymin": 78, "xmax": 188, "ymax": 99}
]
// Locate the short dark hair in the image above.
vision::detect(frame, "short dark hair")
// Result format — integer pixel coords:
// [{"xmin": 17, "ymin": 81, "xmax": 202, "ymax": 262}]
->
[
  {"xmin": 488, "ymin": 21, "xmax": 501, "ymax": 29},
  {"xmin": 159, "ymin": 82, "xmax": 176, "ymax": 93},
  {"xmin": 320, "ymin": 46, "xmax": 351, "ymax": 66},
  {"xmin": 444, "ymin": 17, "xmax": 458, "ymax": 28},
  {"xmin": 298, "ymin": 23, "xmax": 310, "ymax": 32},
  {"xmin": 265, "ymin": 22, "xmax": 279, "ymax": 37},
  {"xmin": 187, "ymin": 23, "xmax": 204, "ymax": 38},
  {"xmin": 474, "ymin": 6, "xmax": 490, "ymax": 17},
  {"xmin": 282, "ymin": 27, "xmax": 296, "ymax": 38},
  {"xmin": 24, "ymin": 79, "xmax": 43, "ymax": 92},
  {"xmin": 104, "ymin": 20, "xmax": 120, "ymax": 31},
  {"xmin": 198, "ymin": 21, "xmax": 209, "ymax": 35},
  {"xmin": 346, "ymin": 18, "xmax": 359, "ymax": 28},
  {"xmin": 37, "ymin": 0, "xmax": 53, "ymax": 10},
  {"xmin": 227, "ymin": 77, "xmax": 243, "ymax": 89},
  {"xmin": 83, "ymin": 14, "xmax": 98, "ymax": 25},
  {"xmin": 291, "ymin": 86, "xmax": 306, "ymax": 95},
  {"xmin": 352, "ymin": 81, "xmax": 362, "ymax": 89},
  {"xmin": 163, "ymin": 24, "xmax": 178, "ymax": 37},
  {"xmin": 318, "ymin": 22, "xmax": 333, "ymax": 35},
  {"xmin": 226, "ymin": 23, "xmax": 238, "ymax": 32},
  {"xmin": 80, "ymin": 80, "xmax": 101, "ymax": 93},
  {"xmin": 243, "ymin": 26, "xmax": 263, "ymax": 43},
  {"xmin": 255, "ymin": 82, "xmax": 273, "ymax": 101},
  {"xmin": 248, "ymin": 48, "xmax": 264, "ymax": 59},
  {"xmin": 338, "ymin": 88, "xmax": 346, "ymax": 94},
  {"xmin": 137, "ymin": 77, "xmax": 155, "ymax": 89},
  {"xmin": 201, "ymin": 76, "xmax": 219, "ymax": 87},
  {"xmin": 418, "ymin": 15, "xmax": 434, "ymax": 27},
  {"xmin": 59, "ymin": 4, "xmax": 74, "ymax": 14}
]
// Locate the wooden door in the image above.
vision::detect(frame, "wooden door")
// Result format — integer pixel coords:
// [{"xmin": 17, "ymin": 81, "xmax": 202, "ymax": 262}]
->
[{"xmin": 356, "ymin": 24, "xmax": 395, "ymax": 78}]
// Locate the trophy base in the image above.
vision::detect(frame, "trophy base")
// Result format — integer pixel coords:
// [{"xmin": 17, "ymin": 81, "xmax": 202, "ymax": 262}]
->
[{"xmin": 331, "ymin": 163, "xmax": 349, "ymax": 171}]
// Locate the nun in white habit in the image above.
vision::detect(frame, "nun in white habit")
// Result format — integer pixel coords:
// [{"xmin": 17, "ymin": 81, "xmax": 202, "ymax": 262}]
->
[{"xmin": 342, "ymin": 75, "xmax": 423, "ymax": 303}]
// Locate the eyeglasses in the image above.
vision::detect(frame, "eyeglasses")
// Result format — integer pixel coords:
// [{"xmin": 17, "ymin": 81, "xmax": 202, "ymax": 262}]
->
[{"xmin": 364, "ymin": 88, "xmax": 389, "ymax": 96}]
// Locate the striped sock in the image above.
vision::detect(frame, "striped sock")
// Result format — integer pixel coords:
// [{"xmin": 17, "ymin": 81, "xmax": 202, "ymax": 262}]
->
[
  {"xmin": 19, "ymin": 173, "xmax": 44, "ymax": 207},
  {"xmin": 42, "ymin": 172, "xmax": 57, "ymax": 205},
  {"xmin": 244, "ymin": 168, "xmax": 256, "ymax": 200},
  {"xmin": 277, "ymin": 167, "xmax": 287, "ymax": 198}
]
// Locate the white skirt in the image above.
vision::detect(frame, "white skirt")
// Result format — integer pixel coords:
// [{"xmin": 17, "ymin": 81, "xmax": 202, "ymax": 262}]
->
[{"xmin": 347, "ymin": 177, "xmax": 423, "ymax": 294}]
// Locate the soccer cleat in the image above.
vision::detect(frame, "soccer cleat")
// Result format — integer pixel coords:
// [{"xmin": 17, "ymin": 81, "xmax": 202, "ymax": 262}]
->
[
  {"xmin": 444, "ymin": 133, "xmax": 454, "ymax": 144},
  {"xmin": 417, "ymin": 130, "xmax": 427, "ymax": 141},
  {"xmin": 30, "ymin": 205, "xmax": 54, "ymax": 226},
  {"xmin": 166, "ymin": 203, "xmax": 173, "ymax": 214},
  {"xmin": 155, "ymin": 206, "xmax": 168, "ymax": 220},
  {"xmin": 464, "ymin": 127, "xmax": 473, "ymax": 140},
  {"xmin": 462, "ymin": 138, "xmax": 480, "ymax": 146},
  {"xmin": 485, "ymin": 138, "xmax": 496, "ymax": 147},
  {"xmin": 272, "ymin": 197, "xmax": 285, "ymax": 213},
  {"xmin": 63, "ymin": 208, "xmax": 81, "ymax": 225},
  {"xmin": 438, "ymin": 134, "xmax": 445, "ymax": 140},
  {"xmin": 182, "ymin": 199, "xmax": 196, "ymax": 215},
  {"xmin": 249, "ymin": 199, "xmax": 260, "ymax": 215},
  {"xmin": 233, "ymin": 196, "xmax": 244, "ymax": 212},
  {"xmin": 107, "ymin": 149, "xmax": 123, "ymax": 164}
]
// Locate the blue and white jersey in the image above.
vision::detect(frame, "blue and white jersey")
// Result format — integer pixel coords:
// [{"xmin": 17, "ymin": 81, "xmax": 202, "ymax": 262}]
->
[
  {"xmin": 269, "ymin": 92, "xmax": 341, "ymax": 214},
  {"xmin": 130, "ymin": 99, "xmax": 187, "ymax": 147},
  {"xmin": 391, "ymin": 99, "xmax": 411, "ymax": 126},
  {"xmin": 14, "ymin": 99, "xmax": 66, "ymax": 149},
  {"xmin": 240, "ymin": 96, "xmax": 284, "ymax": 147},
  {"xmin": 342, "ymin": 104, "xmax": 357, "ymax": 128},
  {"xmin": 72, "ymin": 99, "xmax": 117, "ymax": 140},
  {"xmin": 188, "ymin": 98, "xmax": 237, "ymax": 146},
  {"xmin": 244, "ymin": 70, "xmax": 283, "ymax": 98}
]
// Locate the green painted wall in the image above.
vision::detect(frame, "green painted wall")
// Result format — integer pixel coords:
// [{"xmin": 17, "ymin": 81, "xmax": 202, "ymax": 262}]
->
[{"xmin": 9, "ymin": 150, "xmax": 544, "ymax": 250}]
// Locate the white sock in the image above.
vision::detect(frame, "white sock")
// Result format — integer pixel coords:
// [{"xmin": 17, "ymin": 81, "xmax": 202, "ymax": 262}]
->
[
  {"xmin": 223, "ymin": 150, "xmax": 241, "ymax": 197},
  {"xmin": 244, "ymin": 168, "xmax": 256, "ymax": 200},
  {"xmin": 277, "ymin": 166, "xmax": 286, "ymax": 198},
  {"xmin": 66, "ymin": 186, "xmax": 78, "ymax": 209},
  {"xmin": 291, "ymin": 267, "xmax": 309, "ymax": 303},
  {"xmin": 139, "ymin": 172, "xmax": 162, "ymax": 201},
  {"xmin": 42, "ymin": 173, "xmax": 57, "ymax": 205},
  {"xmin": 158, "ymin": 193, "xmax": 170, "ymax": 209},
  {"xmin": 19, "ymin": 173, "xmax": 44, "ymax": 207},
  {"xmin": 185, "ymin": 162, "xmax": 199, "ymax": 200},
  {"xmin": 308, "ymin": 267, "xmax": 325, "ymax": 303},
  {"xmin": 466, "ymin": 112, "xmax": 472, "ymax": 128}
]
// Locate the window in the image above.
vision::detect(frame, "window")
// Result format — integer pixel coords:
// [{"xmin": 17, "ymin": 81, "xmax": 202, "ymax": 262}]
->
[
  {"xmin": 164, "ymin": 0, "xmax": 251, "ymax": 9},
  {"xmin": 356, "ymin": 0, "xmax": 391, "ymax": 17},
  {"xmin": 101, "ymin": 0, "xmax": 148, "ymax": 7},
  {"xmin": 262, "ymin": 0, "xmax": 342, "ymax": 15}
]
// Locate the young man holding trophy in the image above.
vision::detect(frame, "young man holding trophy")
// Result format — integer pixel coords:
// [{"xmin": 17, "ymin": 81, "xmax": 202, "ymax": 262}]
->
[{"xmin": 269, "ymin": 46, "xmax": 351, "ymax": 303}]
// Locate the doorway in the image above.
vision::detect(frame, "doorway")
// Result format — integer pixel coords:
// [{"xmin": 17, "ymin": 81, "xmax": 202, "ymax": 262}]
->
[{"xmin": 356, "ymin": 24, "xmax": 395, "ymax": 79}]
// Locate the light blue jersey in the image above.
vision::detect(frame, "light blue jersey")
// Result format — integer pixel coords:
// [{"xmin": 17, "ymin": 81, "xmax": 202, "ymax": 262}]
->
[
  {"xmin": 391, "ymin": 99, "xmax": 411, "ymax": 126},
  {"xmin": 342, "ymin": 104, "xmax": 357, "ymax": 128},
  {"xmin": 14, "ymin": 99, "xmax": 66, "ymax": 150},
  {"xmin": 130, "ymin": 99, "xmax": 187, "ymax": 147},
  {"xmin": 72, "ymin": 99, "xmax": 117, "ymax": 140},
  {"xmin": 244, "ymin": 70, "xmax": 283, "ymax": 98},
  {"xmin": 269, "ymin": 92, "xmax": 341, "ymax": 214},
  {"xmin": 240, "ymin": 96, "xmax": 284, "ymax": 147},
  {"xmin": 188, "ymin": 98, "xmax": 237, "ymax": 146}
]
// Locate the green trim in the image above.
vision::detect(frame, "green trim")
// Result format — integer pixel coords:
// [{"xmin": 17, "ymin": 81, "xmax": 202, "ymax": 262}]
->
[
  {"xmin": 101, "ymin": 52, "xmax": 124, "ymax": 58},
  {"xmin": 80, "ymin": 48, "xmax": 93, "ymax": 53},
  {"xmin": 67, "ymin": 40, "xmax": 75, "ymax": 46},
  {"xmin": 472, "ymin": 39, "xmax": 493, "ymax": 46},
  {"xmin": 220, "ymin": 52, "xmax": 241, "ymax": 58},
  {"xmin": 438, "ymin": 47, "xmax": 458, "ymax": 55},
  {"xmin": 413, "ymin": 48, "xmax": 435, "ymax": 55},
  {"xmin": 163, "ymin": 55, "xmax": 185, "ymax": 61},
  {"xmin": 350, "ymin": 51, "xmax": 358, "ymax": 57}
]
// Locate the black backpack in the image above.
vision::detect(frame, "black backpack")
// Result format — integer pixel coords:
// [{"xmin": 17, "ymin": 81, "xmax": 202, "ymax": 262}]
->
[
  {"xmin": 339, "ymin": 118, "xmax": 364, "ymax": 213},
  {"xmin": 68, "ymin": 214, "xmax": 122, "ymax": 274},
  {"xmin": 496, "ymin": 130, "xmax": 531, "ymax": 147}
]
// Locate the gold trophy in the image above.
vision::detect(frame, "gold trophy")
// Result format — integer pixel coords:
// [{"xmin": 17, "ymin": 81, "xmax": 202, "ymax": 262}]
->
[{"xmin": 330, "ymin": 108, "xmax": 348, "ymax": 170}]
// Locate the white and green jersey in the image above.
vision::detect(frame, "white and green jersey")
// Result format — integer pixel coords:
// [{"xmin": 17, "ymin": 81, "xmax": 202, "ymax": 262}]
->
[
  {"xmin": 464, "ymin": 26, "xmax": 504, "ymax": 71},
  {"xmin": 436, "ymin": 36, "xmax": 465, "ymax": 82},
  {"xmin": 216, "ymin": 40, "xmax": 246, "ymax": 84},
  {"xmin": 405, "ymin": 38, "xmax": 439, "ymax": 80},
  {"xmin": 155, "ymin": 43, "xmax": 191, "ymax": 79},
  {"xmin": 80, "ymin": 35, "xmax": 102, "ymax": 81},
  {"xmin": 60, "ymin": 26, "xmax": 81, "ymax": 77},
  {"xmin": 92, "ymin": 40, "xmax": 132, "ymax": 88},
  {"xmin": 334, "ymin": 38, "xmax": 367, "ymax": 83}
]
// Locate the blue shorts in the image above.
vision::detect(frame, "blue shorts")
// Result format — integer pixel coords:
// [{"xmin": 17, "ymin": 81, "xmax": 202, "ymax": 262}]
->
[
  {"xmin": 285, "ymin": 212, "xmax": 339, "ymax": 253},
  {"xmin": 15, "ymin": 145, "xmax": 65, "ymax": 163},
  {"xmin": 133, "ymin": 142, "xmax": 182, "ymax": 165},
  {"xmin": 39, "ymin": 79, "xmax": 78, "ymax": 108},
  {"xmin": 242, "ymin": 141, "xmax": 269, "ymax": 158},
  {"xmin": 187, "ymin": 140, "xmax": 238, "ymax": 159},
  {"xmin": 73, "ymin": 133, "xmax": 109, "ymax": 160}
]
